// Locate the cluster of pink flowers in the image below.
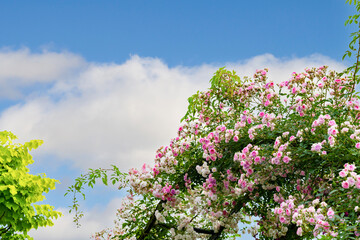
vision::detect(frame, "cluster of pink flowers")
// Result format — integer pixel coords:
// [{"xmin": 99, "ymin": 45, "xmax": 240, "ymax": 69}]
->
[
  {"xmin": 202, "ymin": 173, "xmax": 220, "ymax": 202},
  {"xmin": 128, "ymin": 164, "xmax": 153, "ymax": 194},
  {"xmin": 234, "ymin": 144, "xmax": 263, "ymax": 176},
  {"xmin": 271, "ymin": 196, "xmax": 338, "ymax": 238},
  {"xmin": 339, "ymin": 163, "xmax": 360, "ymax": 189},
  {"xmin": 292, "ymin": 200, "xmax": 338, "ymax": 238}
]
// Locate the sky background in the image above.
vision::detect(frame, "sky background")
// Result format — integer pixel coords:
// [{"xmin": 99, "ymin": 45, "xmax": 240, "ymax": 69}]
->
[{"xmin": 0, "ymin": 1, "xmax": 357, "ymax": 239}]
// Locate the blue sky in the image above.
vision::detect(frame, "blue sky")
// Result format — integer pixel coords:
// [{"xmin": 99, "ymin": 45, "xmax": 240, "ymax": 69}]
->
[
  {"xmin": 0, "ymin": 0, "xmax": 355, "ymax": 66},
  {"xmin": 0, "ymin": 1, "xmax": 356, "ymax": 239}
]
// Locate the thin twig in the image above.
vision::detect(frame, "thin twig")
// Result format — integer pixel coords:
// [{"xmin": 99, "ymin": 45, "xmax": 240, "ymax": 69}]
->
[{"xmin": 349, "ymin": 22, "xmax": 360, "ymax": 100}]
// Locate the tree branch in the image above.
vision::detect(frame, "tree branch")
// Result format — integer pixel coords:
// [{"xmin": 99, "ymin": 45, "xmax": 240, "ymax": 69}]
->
[
  {"xmin": 157, "ymin": 222, "xmax": 215, "ymax": 235},
  {"xmin": 194, "ymin": 227, "xmax": 215, "ymax": 235},
  {"xmin": 137, "ymin": 200, "xmax": 166, "ymax": 240},
  {"xmin": 208, "ymin": 226, "xmax": 225, "ymax": 240},
  {"xmin": 0, "ymin": 224, "xmax": 12, "ymax": 235},
  {"xmin": 137, "ymin": 196, "xmax": 248, "ymax": 239}
]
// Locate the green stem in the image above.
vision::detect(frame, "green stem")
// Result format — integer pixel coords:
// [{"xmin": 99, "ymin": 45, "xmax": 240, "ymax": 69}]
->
[{"xmin": 349, "ymin": 22, "xmax": 360, "ymax": 100}]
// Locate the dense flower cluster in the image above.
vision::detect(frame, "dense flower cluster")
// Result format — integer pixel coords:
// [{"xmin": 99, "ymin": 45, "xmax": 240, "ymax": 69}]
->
[{"xmin": 93, "ymin": 66, "xmax": 360, "ymax": 239}]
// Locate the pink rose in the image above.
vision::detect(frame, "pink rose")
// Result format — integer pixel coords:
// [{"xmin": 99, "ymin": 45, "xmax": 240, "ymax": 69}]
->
[
  {"xmin": 328, "ymin": 120, "xmax": 336, "ymax": 126},
  {"xmin": 327, "ymin": 209, "xmax": 334, "ymax": 219},
  {"xmin": 283, "ymin": 156, "xmax": 290, "ymax": 163},
  {"xmin": 348, "ymin": 164, "xmax": 356, "ymax": 171},
  {"xmin": 339, "ymin": 170, "xmax": 347, "ymax": 178},
  {"xmin": 342, "ymin": 181, "xmax": 349, "ymax": 189},
  {"xmin": 296, "ymin": 227, "xmax": 303, "ymax": 236}
]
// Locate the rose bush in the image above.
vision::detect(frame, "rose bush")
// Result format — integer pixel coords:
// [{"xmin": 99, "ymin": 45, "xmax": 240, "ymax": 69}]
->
[
  {"xmin": 66, "ymin": 1, "xmax": 360, "ymax": 238},
  {"xmin": 81, "ymin": 65, "xmax": 360, "ymax": 239}
]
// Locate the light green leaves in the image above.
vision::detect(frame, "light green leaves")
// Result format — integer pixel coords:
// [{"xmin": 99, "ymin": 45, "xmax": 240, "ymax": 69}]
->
[
  {"xmin": 65, "ymin": 165, "xmax": 128, "ymax": 227},
  {"xmin": 0, "ymin": 131, "xmax": 61, "ymax": 239}
]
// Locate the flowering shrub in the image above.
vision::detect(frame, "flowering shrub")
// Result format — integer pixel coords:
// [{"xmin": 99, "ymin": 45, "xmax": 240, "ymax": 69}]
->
[
  {"xmin": 82, "ymin": 65, "xmax": 360, "ymax": 239},
  {"xmin": 63, "ymin": 1, "xmax": 360, "ymax": 239}
]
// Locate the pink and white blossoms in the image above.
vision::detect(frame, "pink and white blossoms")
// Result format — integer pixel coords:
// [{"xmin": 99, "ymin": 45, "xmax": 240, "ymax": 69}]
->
[{"xmin": 90, "ymin": 66, "xmax": 360, "ymax": 239}]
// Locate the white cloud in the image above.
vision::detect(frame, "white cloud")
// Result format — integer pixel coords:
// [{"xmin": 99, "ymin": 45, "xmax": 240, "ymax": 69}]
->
[
  {"xmin": 0, "ymin": 48, "xmax": 85, "ymax": 98},
  {"xmin": 29, "ymin": 198, "xmax": 123, "ymax": 240},
  {"xmin": 0, "ymin": 52, "xmax": 347, "ymax": 173},
  {"xmin": 0, "ymin": 55, "xmax": 215, "ymax": 171}
]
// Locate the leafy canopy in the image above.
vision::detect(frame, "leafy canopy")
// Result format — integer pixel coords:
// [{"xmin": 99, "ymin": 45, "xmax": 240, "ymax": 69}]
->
[{"xmin": 0, "ymin": 131, "xmax": 61, "ymax": 239}]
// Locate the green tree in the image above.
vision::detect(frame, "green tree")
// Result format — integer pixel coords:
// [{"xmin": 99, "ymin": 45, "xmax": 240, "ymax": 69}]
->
[{"xmin": 0, "ymin": 131, "xmax": 61, "ymax": 239}]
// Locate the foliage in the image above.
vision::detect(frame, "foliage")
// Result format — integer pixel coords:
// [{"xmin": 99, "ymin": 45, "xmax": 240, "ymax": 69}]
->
[{"xmin": 0, "ymin": 131, "xmax": 61, "ymax": 239}]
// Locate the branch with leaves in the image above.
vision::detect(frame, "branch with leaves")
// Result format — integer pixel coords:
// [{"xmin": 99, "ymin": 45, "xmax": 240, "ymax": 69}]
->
[
  {"xmin": 344, "ymin": 0, "xmax": 360, "ymax": 100},
  {"xmin": 65, "ymin": 165, "xmax": 128, "ymax": 227}
]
